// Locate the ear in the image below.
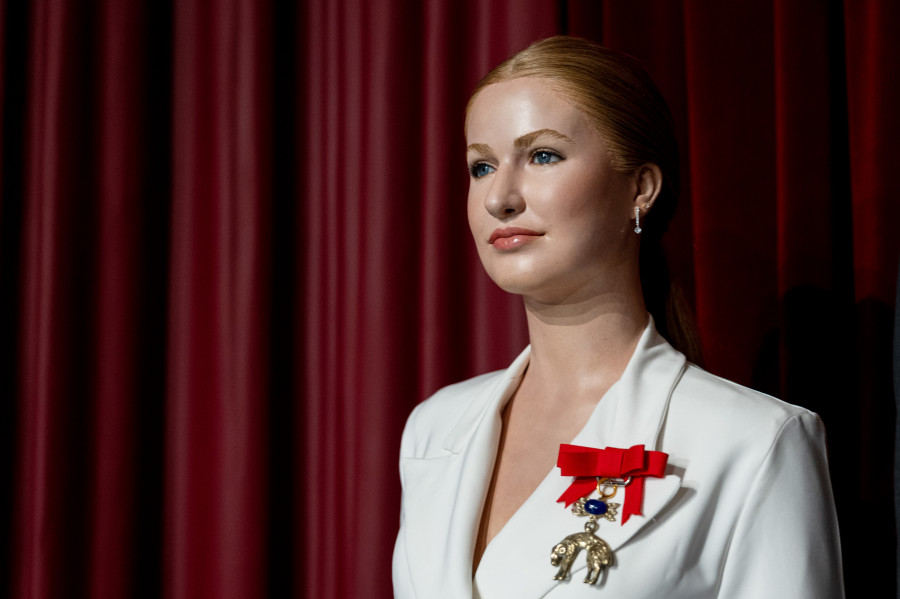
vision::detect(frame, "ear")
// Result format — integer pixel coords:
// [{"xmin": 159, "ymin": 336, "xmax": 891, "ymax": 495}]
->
[{"xmin": 633, "ymin": 163, "xmax": 663, "ymax": 215}]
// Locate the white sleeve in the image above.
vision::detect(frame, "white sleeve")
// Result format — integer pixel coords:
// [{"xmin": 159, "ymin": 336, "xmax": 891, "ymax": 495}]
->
[
  {"xmin": 717, "ymin": 412, "xmax": 844, "ymax": 598},
  {"xmin": 392, "ymin": 495, "xmax": 415, "ymax": 598},
  {"xmin": 392, "ymin": 406, "xmax": 419, "ymax": 598}
]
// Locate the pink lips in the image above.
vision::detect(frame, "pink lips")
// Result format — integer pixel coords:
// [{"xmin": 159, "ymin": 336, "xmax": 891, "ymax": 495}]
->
[{"xmin": 488, "ymin": 227, "xmax": 543, "ymax": 251}]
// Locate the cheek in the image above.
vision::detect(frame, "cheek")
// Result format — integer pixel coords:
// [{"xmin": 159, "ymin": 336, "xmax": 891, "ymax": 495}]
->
[
  {"xmin": 467, "ymin": 191, "xmax": 494, "ymax": 268},
  {"xmin": 534, "ymin": 178, "xmax": 601, "ymax": 225},
  {"xmin": 466, "ymin": 187, "xmax": 482, "ymax": 237},
  {"xmin": 559, "ymin": 175, "xmax": 629, "ymax": 227}
]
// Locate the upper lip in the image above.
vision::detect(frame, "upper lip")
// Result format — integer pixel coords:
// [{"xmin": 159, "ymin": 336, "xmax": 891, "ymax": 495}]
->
[{"xmin": 488, "ymin": 227, "xmax": 543, "ymax": 244}]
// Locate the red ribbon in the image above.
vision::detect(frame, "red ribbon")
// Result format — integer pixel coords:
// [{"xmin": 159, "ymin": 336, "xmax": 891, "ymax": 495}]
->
[{"xmin": 556, "ymin": 444, "xmax": 668, "ymax": 525}]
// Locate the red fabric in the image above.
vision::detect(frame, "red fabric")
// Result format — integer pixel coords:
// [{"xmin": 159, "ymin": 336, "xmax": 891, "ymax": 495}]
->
[
  {"xmin": 91, "ymin": 2, "xmax": 145, "ymax": 597},
  {"xmin": 556, "ymin": 444, "xmax": 668, "ymax": 524},
  {"xmin": 3, "ymin": 1, "xmax": 898, "ymax": 597},
  {"xmin": 165, "ymin": 0, "xmax": 272, "ymax": 596},
  {"xmin": 845, "ymin": 1, "xmax": 900, "ymax": 306}
]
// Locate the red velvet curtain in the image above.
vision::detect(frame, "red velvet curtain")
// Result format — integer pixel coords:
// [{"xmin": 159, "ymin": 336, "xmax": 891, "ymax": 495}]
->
[{"xmin": 2, "ymin": 1, "xmax": 898, "ymax": 597}]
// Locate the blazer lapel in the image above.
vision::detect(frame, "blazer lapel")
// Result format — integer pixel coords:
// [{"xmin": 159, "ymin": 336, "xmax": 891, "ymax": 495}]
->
[
  {"xmin": 474, "ymin": 323, "xmax": 688, "ymax": 598},
  {"xmin": 400, "ymin": 348, "xmax": 531, "ymax": 598}
]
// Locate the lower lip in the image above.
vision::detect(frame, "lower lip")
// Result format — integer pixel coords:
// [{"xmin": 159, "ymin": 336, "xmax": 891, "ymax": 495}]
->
[{"xmin": 491, "ymin": 235, "xmax": 541, "ymax": 251}]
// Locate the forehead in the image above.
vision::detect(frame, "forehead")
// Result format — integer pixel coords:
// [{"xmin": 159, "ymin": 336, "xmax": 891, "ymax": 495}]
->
[{"xmin": 465, "ymin": 78, "xmax": 593, "ymax": 143}]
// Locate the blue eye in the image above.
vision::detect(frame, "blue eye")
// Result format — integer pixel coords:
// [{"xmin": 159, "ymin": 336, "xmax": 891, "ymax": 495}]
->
[
  {"xmin": 532, "ymin": 150, "xmax": 562, "ymax": 165},
  {"xmin": 470, "ymin": 162, "xmax": 495, "ymax": 178}
]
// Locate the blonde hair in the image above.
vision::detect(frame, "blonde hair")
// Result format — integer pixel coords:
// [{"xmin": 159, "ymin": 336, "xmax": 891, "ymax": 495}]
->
[{"xmin": 467, "ymin": 36, "xmax": 702, "ymax": 363}]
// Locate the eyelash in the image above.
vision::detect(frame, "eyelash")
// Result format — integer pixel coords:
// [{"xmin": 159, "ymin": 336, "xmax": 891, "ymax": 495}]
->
[
  {"xmin": 467, "ymin": 149, "xmax": 565, "ymax": 179},
  {"xmin": 469, "ymin": 162, "xmax": 494, "ymax": 179},
  {"xmin": 531, "ymin": 148, "xmax": 563, "ymax": 164}
]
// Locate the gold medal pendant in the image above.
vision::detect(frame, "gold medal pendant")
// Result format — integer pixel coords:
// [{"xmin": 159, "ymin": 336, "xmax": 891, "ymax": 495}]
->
[{"xmin": 551, "ymin": 478, "xmax": 621, "ymax": 584}]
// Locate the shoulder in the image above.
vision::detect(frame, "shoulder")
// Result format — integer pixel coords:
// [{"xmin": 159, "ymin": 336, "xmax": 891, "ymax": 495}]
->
[
  {"xmin": 666, "ymin": 362, "xmax": 825, "ymax": 468},
  {"xmin": 677, "ymin": 363, "xmax": 813, "ymax": 421},
  {"xmin": 399, "ymin": 368, "xmax": 507, "ymax": 458},
  {"xmin": 678, "ymin": 367, "xmax": 845, "ymax": 596}
]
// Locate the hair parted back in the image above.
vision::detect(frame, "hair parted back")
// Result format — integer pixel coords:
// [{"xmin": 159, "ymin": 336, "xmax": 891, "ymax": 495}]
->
[{"xmin": 467, "ymin": 35, "xmax": 702, "ymax": 363}]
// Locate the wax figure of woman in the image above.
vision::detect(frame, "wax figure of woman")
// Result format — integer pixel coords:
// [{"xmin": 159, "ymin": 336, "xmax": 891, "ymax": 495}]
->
[{"xmin": 393, "ymin": 36, "xmax": 843, "ymax": 598}]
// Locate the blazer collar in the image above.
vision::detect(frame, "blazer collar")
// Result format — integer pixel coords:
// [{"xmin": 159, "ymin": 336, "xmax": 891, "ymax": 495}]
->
[
  {"xmin": 443, "ymin": 345, "xmax": 531, "ymax": 454},
  {"xmin": 402, "ymin": 319, "xmax": 687, "ymax": 598},
  {"xmin": 401, "ymin": 346, "xmax": 530, "ymax": 598}
]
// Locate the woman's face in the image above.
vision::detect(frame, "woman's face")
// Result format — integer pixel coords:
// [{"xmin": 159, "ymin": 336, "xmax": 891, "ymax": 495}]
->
[{"xmin": 465, "ymin": 77, "xmax": 639, "ymax": 304}]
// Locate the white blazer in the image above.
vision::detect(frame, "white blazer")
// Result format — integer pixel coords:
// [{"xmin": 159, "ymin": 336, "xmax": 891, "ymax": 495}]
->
[{"xmin": 393, "ymin": 322, "xmax": 844, "ymax": 598}]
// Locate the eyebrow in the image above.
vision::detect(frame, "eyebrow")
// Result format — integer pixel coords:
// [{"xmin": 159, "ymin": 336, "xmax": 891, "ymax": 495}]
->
[
  {"xmin": 466, "ymin": 128, "xmax": 576, "ymax": 155},
  {"xmin": 514, "ymin": 128, "xmax": 575, "ymax": 151},
  {"xmin": 466, "ymin": 142, "xmax": 492, "ymax": 156}
]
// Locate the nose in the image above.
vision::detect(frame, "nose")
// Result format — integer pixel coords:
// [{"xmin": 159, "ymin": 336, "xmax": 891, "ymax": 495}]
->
[{"xmin": 484, "ymin": 167, "xmax": 525, "ymax": 219}]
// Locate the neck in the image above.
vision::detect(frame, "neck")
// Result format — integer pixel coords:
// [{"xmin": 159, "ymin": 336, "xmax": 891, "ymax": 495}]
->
[{"xmin": 520, "ymin": 285, "xmax": 648, "ymax": 407}]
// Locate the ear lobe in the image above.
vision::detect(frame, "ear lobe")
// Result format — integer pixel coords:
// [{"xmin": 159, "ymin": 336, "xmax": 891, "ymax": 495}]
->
[{"xmin": 634, "ymin": 163, "xmax": 663, "ymax": 213}]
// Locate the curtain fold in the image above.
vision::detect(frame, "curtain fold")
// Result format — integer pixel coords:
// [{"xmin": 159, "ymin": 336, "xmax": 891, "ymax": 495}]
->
[
  {"xmin": 17, "ymin": 0, "xmax": 94, "ymax": 595},
  {"xmin": 90, "ymin": 1, "xmax": 146, "ymax": 596},
  {"xmin": 3, "ymin": 1, "xmax": 898, "ymax": 597},
  {"xmin": 682, "ymin": 1, "xmax": 780, "ymax": 384},
  {"xmin": 845, "ymin": 1, "xmax": 900, "ymax": 306},
  {"xmin": 166, "ymin": 0, "xmax": 271, "ymax": 596}
]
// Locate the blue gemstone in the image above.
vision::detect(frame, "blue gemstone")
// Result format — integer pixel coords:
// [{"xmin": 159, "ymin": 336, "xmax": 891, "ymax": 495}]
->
[{"xmin": 584, "ymin": 499, "xmax": 608, "ymax": 515}]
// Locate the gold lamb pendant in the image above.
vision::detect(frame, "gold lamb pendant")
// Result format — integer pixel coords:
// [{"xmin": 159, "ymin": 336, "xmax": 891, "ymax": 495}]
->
[{"xmin": 550, "ymin": 518, "xmax": 614, "ymax": 584}]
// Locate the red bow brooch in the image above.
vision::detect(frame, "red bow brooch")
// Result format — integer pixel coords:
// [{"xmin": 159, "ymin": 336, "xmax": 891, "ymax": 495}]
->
[{"xmin": 556, "ymin": 444, "xmax": 668, "ymax": 525}]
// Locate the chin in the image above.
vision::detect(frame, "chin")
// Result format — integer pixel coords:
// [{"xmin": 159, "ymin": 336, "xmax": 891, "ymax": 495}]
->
[
  {"xmin": 483, "ymin": 272, "xmax": 525, "ymax": 295},
  {"xmin": 484, "ymin": 267, "xmax": 562, "ymax": 299},
  {"xmin": 482, "ymin": 259, "xmax": 616, "ymax": 305}
]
